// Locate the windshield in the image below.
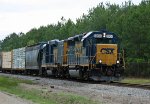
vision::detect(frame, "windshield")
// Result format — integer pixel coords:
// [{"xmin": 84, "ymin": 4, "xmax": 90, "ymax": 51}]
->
[{"xmin": 95, "ymin": 38, "xmax": 117, "ymax": 44}]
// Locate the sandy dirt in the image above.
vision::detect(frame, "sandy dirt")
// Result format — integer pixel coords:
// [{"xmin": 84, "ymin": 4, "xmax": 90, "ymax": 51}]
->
[{"xmin": 0, "ymin": 91, "xmax": 34, "ymax": 104}]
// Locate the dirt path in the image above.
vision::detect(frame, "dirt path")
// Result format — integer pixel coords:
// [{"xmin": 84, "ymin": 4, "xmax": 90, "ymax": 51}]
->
[{"xmin": 0, "ymin": 91, "xmax": 34, "ymax": 104}]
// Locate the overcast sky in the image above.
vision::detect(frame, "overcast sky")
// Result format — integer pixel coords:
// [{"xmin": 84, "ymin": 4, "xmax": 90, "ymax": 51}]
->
[{"xmin": 0, "ymin": 0, "xmax": 141, "ymax": 40}]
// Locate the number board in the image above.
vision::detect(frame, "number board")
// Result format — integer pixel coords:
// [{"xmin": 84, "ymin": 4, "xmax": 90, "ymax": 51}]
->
[
  {"xmin": 94, "ymin": 34, "xmax": 102, "ymax": 38},
  {"xmin": 106, "ymin": 34, "xmax": 113, "ymax": 38}
]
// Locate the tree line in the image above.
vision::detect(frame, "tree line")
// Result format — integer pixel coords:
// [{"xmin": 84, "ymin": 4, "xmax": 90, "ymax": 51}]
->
[{"xmin": 0, "ymin": 0, "xmax": 150, "ymax": 63}]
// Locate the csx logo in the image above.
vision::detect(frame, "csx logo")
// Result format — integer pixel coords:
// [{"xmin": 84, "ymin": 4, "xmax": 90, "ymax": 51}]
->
[{"xmin": 100, "ymin": 48, "xmax": 115, "ymax": 54}]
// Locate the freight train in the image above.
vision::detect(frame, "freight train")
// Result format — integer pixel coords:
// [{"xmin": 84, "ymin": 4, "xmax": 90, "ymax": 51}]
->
[{"xmin": 0, "ymin": 30, "xmax": 125, "ymax": 81}]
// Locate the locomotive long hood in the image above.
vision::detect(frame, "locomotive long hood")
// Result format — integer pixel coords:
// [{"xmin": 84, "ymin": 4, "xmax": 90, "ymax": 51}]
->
[{"xmin": 96, "ymin": 44, "xmax": 117, "ymax": 66}]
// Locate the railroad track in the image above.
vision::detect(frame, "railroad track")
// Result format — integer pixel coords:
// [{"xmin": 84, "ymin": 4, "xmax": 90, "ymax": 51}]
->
[
  {"xmin": 103, "ymin": 82, "xmax": 150, "ymax": 90},
  {"xmin": 54, "ymin": 78, "xmax": 150, "ymax": 90},
  {"xmin": 50, "ymin": 77, "xmax": 150, "ymax": 90}
]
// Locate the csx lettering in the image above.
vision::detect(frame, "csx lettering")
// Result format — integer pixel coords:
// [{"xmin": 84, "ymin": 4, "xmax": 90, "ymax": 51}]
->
[{"xmin": 100, "ymin": 48, "xmax": 115, "ymax": 54}]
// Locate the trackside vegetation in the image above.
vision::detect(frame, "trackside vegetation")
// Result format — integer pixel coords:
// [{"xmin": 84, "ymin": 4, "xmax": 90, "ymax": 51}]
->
[
  {"xmin": 121, "ymin": 78, "xmax": 150, "ymax": 84},
  {"xmin": 0, "ymin": 76, "xmax": 99, "ymax": 104},
  {"xmin": 0, "ymin": 0, "xmax": 150, "ymax": 77}
]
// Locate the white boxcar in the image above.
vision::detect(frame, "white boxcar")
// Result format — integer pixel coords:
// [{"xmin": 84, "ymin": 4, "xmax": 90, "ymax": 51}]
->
[
  {"xmin": 2, "ymin": 51, "xmax": 12, "ymax": 69},
  {"xmin": 12, "ymin": 47, "xmax": 25, "ymax": 70}
]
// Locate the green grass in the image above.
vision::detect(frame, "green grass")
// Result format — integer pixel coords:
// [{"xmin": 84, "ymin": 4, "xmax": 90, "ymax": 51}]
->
[
  {"xmin": 0, "ymin": 76, "xmax": 99, "ymax": 104},
  {"xmin": 121, "ymin": 78, "xmax": 150, "ymax": 84},
  {"xmin": 0, "ymin": 76, "xmax": 32, "ymax": 90}
]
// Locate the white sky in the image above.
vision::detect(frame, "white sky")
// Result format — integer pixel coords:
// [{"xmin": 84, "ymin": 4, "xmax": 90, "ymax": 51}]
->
[{"xmin": 0, "ymin": 0, "xmax": 141, "ymax": 40}]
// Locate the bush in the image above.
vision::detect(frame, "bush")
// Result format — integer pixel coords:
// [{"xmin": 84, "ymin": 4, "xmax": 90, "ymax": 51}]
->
[{"xmin": 125, "ymin": 62, "xmax": 150, "ymax": 78}]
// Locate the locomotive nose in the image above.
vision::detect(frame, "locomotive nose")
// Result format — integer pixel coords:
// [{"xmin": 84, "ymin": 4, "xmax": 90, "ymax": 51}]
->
[{"xmin": 96, "ymin": 44, "xmax": 117, "ymax": 66}]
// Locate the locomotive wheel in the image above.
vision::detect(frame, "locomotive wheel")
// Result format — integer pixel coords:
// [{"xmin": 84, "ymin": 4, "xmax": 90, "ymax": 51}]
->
[
  {"xmin": 79, "ymin": 69, "xmax": 84, "ymax": 80},
  {"xmin": 39, "ymin": 69, "xmax": 42, "ymax": 76}
]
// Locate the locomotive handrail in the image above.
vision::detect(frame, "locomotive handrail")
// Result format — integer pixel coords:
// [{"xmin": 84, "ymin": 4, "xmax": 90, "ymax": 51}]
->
[
  {"xmin": 65, "ymin": 53, "xmax": 90, "ymax": 65},
  {"xmin": 122, "ymin": 49, "xmax": 126, "ymax": 69}
]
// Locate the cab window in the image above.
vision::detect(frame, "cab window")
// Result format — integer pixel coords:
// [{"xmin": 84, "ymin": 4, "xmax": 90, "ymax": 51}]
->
[{"xmin": 95, "ymin": 38, "xmax": 117, "ymax": 44}]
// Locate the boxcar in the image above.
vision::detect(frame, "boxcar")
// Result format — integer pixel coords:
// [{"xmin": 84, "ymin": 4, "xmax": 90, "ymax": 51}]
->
[
  {"xmin": 12, "ymin": 47, "xmax": 26, "ymax": 73},
  {"xmin": 2, "ymin": 51, "xmax": 12, "ymax": 72},
  {"xmin": 0, "ymin": 53, "xmax": 2, "ymax": 71}
]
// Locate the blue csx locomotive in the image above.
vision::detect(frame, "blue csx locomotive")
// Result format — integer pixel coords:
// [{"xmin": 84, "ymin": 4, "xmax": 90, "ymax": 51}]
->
[{"xmin": 0, "ymin": 30, "xmax": 125, "ymax": 81}]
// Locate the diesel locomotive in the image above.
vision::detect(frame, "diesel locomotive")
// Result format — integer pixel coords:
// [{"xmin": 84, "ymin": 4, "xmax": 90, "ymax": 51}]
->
[
  {"xmin": 40, "ymin": 30, "xmax": 125, "ymax": 81},
  {"xmin": 0, "ymin": 30, "xmax": 125, "ymax": 81}
]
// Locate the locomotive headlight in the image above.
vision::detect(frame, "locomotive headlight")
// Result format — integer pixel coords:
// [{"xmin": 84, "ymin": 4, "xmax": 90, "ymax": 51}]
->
[
  {"xmin": 103, "ymin": 33, "xmax": 106, "ymax": 38},
  {"xmin": 99, "ymin": 60, "xmax": 102, "ymax": 63},
  {"xmin": 116, "ymin": 60, "xmax": 120, "ymax": 64}
]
